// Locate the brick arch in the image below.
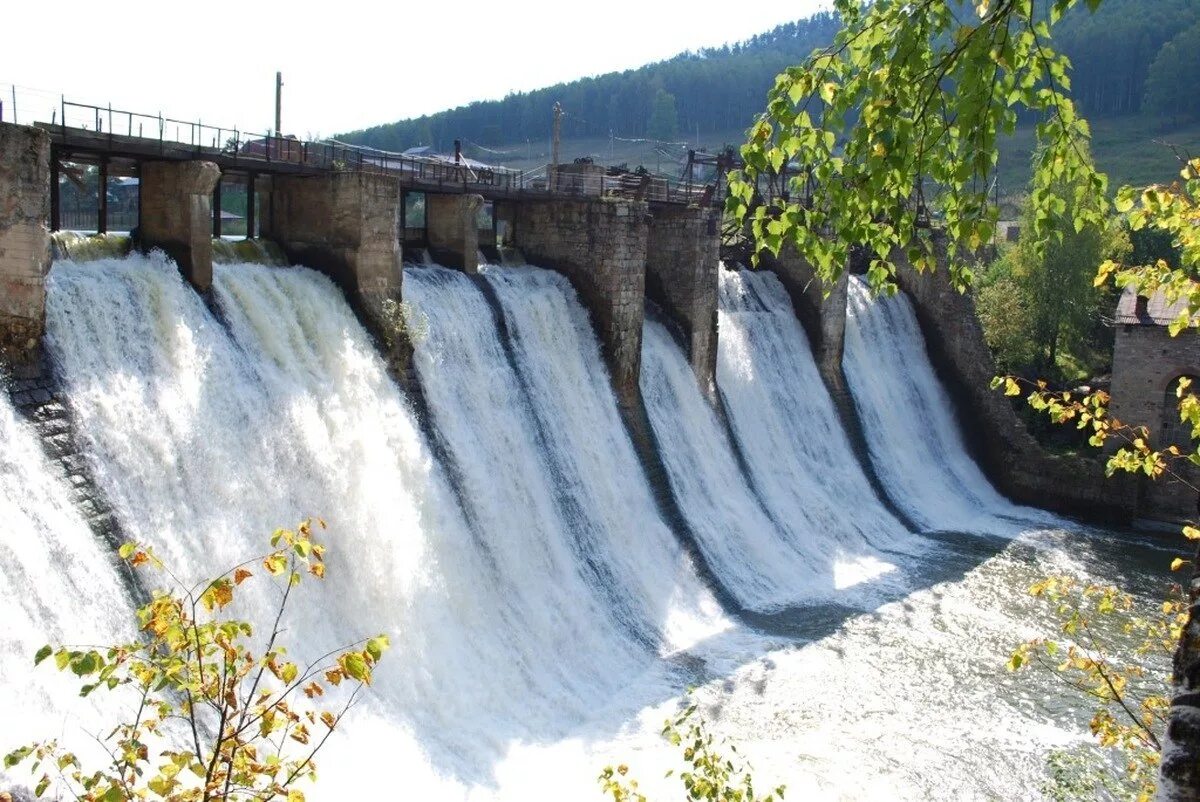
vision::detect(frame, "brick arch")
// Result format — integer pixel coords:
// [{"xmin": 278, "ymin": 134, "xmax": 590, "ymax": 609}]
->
[{"xmin": 1160, "ymin": 373, "xmax": 1200, "ymax": 449}]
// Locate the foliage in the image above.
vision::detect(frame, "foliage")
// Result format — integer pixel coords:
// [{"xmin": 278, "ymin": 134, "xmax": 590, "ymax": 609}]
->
[
  {"xmin": 598, "ymin": 705, "xmax": 784, "ymax": 802},
  {"xmin": 993, "ymin": 157, "xmax": 1200, "ymax": 798},
  {"xmin": 2, "ymin": 520, "xmax": 388, "ymax": 802},
  {"xmin": 1008, "ymin": 575, "xmax": 1183, "ymax": 799},
  {"xmin": 648, "ymin": 89, "xmax": 681, "ymax": 143},
  {"xmin": 977, "ymin": 150, "xmax": 1129, "ymax": 377},
  {"xmin": 339, "ymin": 2, "xmax": 1198, "ymax": 160},
  {"xmin": 379, "ymin": 297, "xmax": 426, "ymax": 353},
  {"xmin": 977, "ymin": 268, "xmax": 1039, "ymax": 371},
  {"xmin": 730, "ymin": 0, "xmax": 1115, "ymax": 293},
  {"xmin": 1042, "ymin": 745, "xmax": 1136, "ymax": 801},
  {"xmin": 1144, "ymin": 20, "xmax": 1200, "ymax": 122}
]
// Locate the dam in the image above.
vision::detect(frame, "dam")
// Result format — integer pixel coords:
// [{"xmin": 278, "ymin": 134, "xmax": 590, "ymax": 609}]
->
[{"xmin": 0, "ymin": 112, "xmax": 1166, "ymax": 801}]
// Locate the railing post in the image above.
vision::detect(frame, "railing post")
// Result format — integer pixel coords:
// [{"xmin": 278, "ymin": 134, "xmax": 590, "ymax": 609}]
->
[
  {"xmin": 97, "ymin": 157, "xmax": 109, "ymax": 235},
  {"xmin": 246, "ymin": 173, "xmax": 256, "ymax": 240},
  {"xmin": 212, "ymin": 177, "xmax": 222, "ymax": 238},
  {"xmin": 49, "ymin": 152, "xmax": 61, "ymax": 232}
]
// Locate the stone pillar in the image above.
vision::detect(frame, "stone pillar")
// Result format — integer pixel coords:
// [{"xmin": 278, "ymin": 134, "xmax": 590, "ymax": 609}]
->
[
  {"xmin": 1110, "ymin": 321, "xmax": 1200, "ymax": 523},
  {"xmin": 264, "ymin": 172, "xmax": 404, "ymax": 362},
  {"xmin": 645, "ymin": 203, "xmax": 720, "ymax": 392},
  {"xmin": 760, "ymin": 242, "xmax": 849, "ymax": 392},
  {"xmin": 894, "ymin": 233, "xmax": 1133, "ymax": 521},
  {"xmin": 140, "ymin": 161, "xmax": 221, "ymax": 292},
  {"xmin": 513, "ymin": 197, "xmax": 649, "ymax": 405},
  {"xmin": 426, "ymin": 193, "xmax": 482, "ymax": 273},
  {"xmin": 0, "ymin": 123, "xmax": 50, "ymax": 370}
]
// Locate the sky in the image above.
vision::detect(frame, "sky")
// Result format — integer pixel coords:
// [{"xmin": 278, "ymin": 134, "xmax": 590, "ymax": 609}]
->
[{"xmin": 2, "ymin": 0, "xmax": 828, "ymax": 140}]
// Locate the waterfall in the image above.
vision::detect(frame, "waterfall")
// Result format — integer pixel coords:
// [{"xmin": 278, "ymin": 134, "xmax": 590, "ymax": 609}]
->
[
  {"xmin": 37, "ymin": 254, "xmax": 733, "ymax": 797},
  {"xmin": 478, "ymin": 265, "xmax": 728, "ymax": 648},
  {"xmin": 843, "ymin": 276, "xmax": 1056, "ymax": 534},
  {"xmin": 715, "ymin": 269, "xmax": 919, "ymax": 589},
  {"xmin": 0, "ymin": 389, "xmax": 133, "ymax": 781},
  {"xmin": 404, "ymin": 263, "xmax": 725, "ymax": 703},
  {"xmin": 641, "ymin": 316, "xmax": 895, "ymax": 610},
  {"xmin": 6, "ymin": 250, "xmax": 1148, "ymax": 801}
]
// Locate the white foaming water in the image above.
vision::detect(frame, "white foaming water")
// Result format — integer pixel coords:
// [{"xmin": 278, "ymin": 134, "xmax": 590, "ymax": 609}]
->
[
  {"xmin": 0, "ymin": 389, "xmax": 133, "ymax": 784},
  {"xmin": 39, "ymin": 254, "xmax": 733, "ymax": 799},
  {"xmin": 642, "ymin": 317, "xmax": 886, "ymax": 610},
  {"xmin": 843, "ymin": 275, "xmax": 1058, "ymax": 534},
  {"xmin": 13, "ymin": 251, "xmax": 1159, "ymax": 801},
  {"xmin": 44, "ymin": 254, "xmax": 563, "ymax": 793},
  {"xmin": 404, "ymin": 264, "xmax": 724, "ymax": 705},
  {"xmin": 475, "ymin": 264, "xmax": 730, "ymax": 652},
  {"xmin": 716, "ymin": 269, "xmax": 917, "ymax": 588}
]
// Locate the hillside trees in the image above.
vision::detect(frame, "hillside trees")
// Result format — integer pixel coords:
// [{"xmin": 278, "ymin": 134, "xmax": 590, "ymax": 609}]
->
[
  {"xmin": 648, "ymin": 89, "xmax": 680, "ymax": 142},
  {"xmin": 340, "ymin": 1, "xmax": 1199, "ymax": 155},
  {"xmin": 977, "ymin": 150, "xmax": 1130, "ymax": 378},
  {"xmin": 1145, "ymin": 20, "xmax": 1200, "ymax": 123}
]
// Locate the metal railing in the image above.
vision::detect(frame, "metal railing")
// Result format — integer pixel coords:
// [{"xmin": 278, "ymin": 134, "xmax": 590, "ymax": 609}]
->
[{"xmin": 8, "ymin": 88, "xmax": 724, "ymax": 206}]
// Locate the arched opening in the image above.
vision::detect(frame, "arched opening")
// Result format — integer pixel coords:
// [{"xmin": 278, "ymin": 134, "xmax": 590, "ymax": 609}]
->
[{"xmin": 1161, "ymin": 375, "xmax": 1199, "ymax": 448}]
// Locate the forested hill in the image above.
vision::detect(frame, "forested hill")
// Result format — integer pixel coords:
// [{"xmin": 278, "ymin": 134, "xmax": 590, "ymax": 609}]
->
[
  {"xmin": 342, "ymin": 0, "xmax": 1200, "ymax": 154},
  {"xmin": 340, "ymin": 14, "xmax": 842, "ymax": 151}
]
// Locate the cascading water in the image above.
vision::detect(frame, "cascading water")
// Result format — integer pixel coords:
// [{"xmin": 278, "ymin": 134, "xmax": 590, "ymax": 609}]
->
[
  {"xmin": 404, "ymin": 263, "xmax": 729, "ymax": 712},
  {"xmin": 843, "ymin": 275, "xmax": 1058, "ymax": 534},
  {"xmin": 35, "ymin": 254, "xmax": 737, "ymax": 799},
  {"xmin": 641, "ymin": 316, "xmax": 894, "ymax": 610},
  {"xmin": 715, "ymin": 268, "xmax": 920, "ymax": 590},
  {"xmin": 0, "ymin": 389, "xmax": 133, "ymax": 783},
  {"xmin": 2, "ymin": 249, "xmax": 1170, "ymax": 801},
  {"xmin": 476, "ymin": 265, "xmax": 729, "ymax": 648},
  {"xmin": 44, "ymin": 253, "xmax": 586, "ymax": 791}
]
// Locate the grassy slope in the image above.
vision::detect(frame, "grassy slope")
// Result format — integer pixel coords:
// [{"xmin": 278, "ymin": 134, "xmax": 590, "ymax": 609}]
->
[
  {"xmin": 995, "ymin": 115, "xmax": 1200, "ymax": 197},
  {"xmin": 470, "ymin": 116, "xmax": 1200, "ymax": 197}
]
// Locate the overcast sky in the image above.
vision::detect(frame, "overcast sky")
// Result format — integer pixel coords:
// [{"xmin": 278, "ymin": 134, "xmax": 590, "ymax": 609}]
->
[{"xmin": 2, "ymin": 1, "xmax": 829, "ymax": 140}]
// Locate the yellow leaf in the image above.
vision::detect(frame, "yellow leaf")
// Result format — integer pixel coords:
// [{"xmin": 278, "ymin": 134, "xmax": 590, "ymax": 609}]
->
[
  {"xmin": 263, "ymin": 553, "xmax": 287, "ymax": 576},
  {"xmin": 233, "ymin": 568, "xmax": 252, "ymax": 585},
  {"xmin": 1171, "ymin": 557, "xmax": 1188, "ymax": 571},
  {"xmin": 288, "ymin": 790, "xmax": 305, "ymax": 802},
  {"xmin": 1184, "ymin": 526, "xmax": 1200, "ymax": 541}
]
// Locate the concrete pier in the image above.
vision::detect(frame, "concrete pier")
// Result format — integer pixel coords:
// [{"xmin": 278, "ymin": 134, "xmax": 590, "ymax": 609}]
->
[
  {"xmin": 427, "ymin": 193, "xmax": 483, "ymax": 273},
  {"xmin": 514, "ymin": 197, "xmax": 648, "ymax": 405},
  {"xmin": 0, "ymin": 123, "xmax": 50, "ymax": 370},
  {"xmin": 140, "ymin": 161, "xmax": 221, "ymax": 292},
  {"xmin": 645, "ymin": 204, "xmax": 720, "ymax": 393},
  {"xmin": 264, "ymin": 172, "xmax": 403, "ymax": 351},
  {"xmin": 760, "ymin": 243, "xmax": 849, "ymax": 392}
]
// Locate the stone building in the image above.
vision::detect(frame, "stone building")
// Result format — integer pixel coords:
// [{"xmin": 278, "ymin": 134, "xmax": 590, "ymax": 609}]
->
[{"xmin": 1110, "ymin": 285, "xmax": 1200, "ymax": 522}]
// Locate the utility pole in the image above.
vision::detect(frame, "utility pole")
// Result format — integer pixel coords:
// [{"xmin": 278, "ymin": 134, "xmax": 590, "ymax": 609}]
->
[
  {"xmin": 550, "ymin": 102, "xmax": 562, "ymax": 190},
  {"xmin": 274, "ymin": 72, "xmax": 283, "ymax": 137}
]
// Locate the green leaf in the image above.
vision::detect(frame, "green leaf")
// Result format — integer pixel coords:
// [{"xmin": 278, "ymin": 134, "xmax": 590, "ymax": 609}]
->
[
  {"xmin": 34, "ymin": 645, "xmax": 52, "ymax": 666},
  {"xmin": 366, "ymin": 635, "xmax": 390, "ymax": 661},
  {"xmin": 341, "ymin": 652, "xmax": 369, "ymax": 683}
]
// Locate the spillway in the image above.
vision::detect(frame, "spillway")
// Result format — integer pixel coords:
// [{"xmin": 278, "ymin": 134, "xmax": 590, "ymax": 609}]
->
[
  {"xmin": 843, "ymin": 275, "xmax": 1057, "ymax": 534},
  {"xmin": 641, "ymin": 315, "xmax": 902, "ymax": 610},
  {"xmin": 0, "ymin": 251, "xmax": 1163, "ymax": 801},
  {"xmin": 714, "ymin": 269, "xmax": 919, "ymax": 587}
]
